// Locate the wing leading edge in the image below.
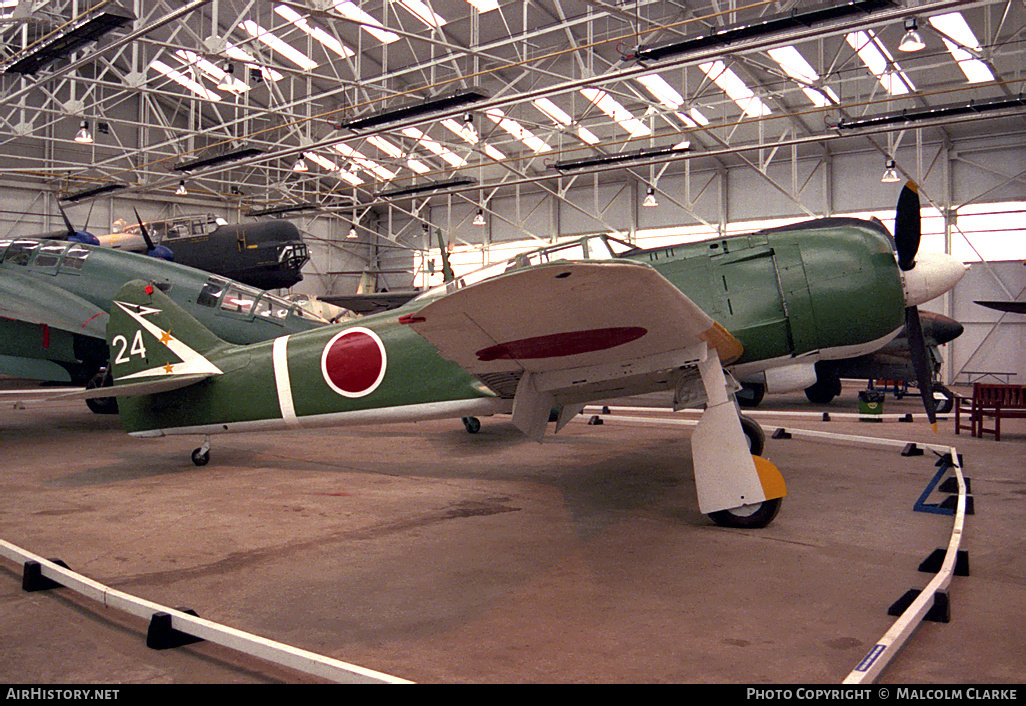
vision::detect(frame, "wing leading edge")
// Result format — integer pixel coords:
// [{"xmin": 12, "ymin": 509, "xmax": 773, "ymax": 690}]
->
[{"xmin": 404, "ymin": 260, "xmax": 743, "ymax": 438}]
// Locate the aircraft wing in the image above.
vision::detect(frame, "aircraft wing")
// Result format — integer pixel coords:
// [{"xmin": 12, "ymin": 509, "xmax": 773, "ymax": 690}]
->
[
  {"xmin": 0, "ymin": 267, "xmax": 108, "ymax": 338},
  {"xmin": 404, "ymin": 260, "xmax": 742, "ymax": 438},
  {"xmin": 319, "ymin": 291, "xmax": 421, "ymax": 315}
]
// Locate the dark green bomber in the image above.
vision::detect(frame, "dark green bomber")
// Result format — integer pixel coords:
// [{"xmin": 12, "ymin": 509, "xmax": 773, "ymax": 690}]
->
[{"xmin": 618, "ymin": 217, "xmax": 906, "ymax": 366}]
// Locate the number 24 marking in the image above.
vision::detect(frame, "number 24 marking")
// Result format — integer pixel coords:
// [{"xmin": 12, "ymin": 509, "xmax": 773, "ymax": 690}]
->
[{"xmin": 111, "ymin": 330, "xmax": 147, "ymax": 364}]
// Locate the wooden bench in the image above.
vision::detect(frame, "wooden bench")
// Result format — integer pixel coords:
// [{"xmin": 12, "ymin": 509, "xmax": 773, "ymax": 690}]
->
[{"xmin": 955, "ymin": 383, "xmax": 1026, "ymax": 441}]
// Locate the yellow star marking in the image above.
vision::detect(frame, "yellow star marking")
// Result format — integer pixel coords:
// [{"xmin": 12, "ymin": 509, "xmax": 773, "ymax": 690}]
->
[
  {"xmin": 163, "ymin": 363, "xmax": 175, "ymax": 374},
  {"xmin": 159, "ymin": 330, "xmax": 173, "ymax": 345}
]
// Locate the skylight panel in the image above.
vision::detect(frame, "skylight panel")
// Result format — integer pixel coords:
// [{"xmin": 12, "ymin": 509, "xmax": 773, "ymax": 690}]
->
[
  {"xmin": 532, "ymin": 98, "xmax": 600, "ymax": 145},
  {"xmin": 767, "ymin": 46, "xmax": 840, "ymax": 107},
  {"xmin": 239, "ymin": 21, "xmax": 317, "ymax": 71},
  {"xmin": 483, "ymin": 144, "xmax": 506, "ymax": 161},
  {"xmin": 485, "ymin": 109, "xmax": 553, "ymax": 152},
  {"xmin": 275, "ymin": 5, "xmax": 355, "ymax": 59},
  {"xmin": 441, "ymin": 118, "xmax": 478, "ymax": 144},
  {"xmin": 697, "ymin": 61, "xmax": 772, "ymax": 117},
  {"xmin": 401, "ymin": 127, "xmax": 468, "ymax": 167},
  {"xmin": 175, "ymin": 50, "xmax": 248, "ymax": 93},
  {"xmin": 334, "ymin": 1, "xmax": 399, "ymax": 43},
  {"xmin": 579, "ymin": 88, "xmax": 652, "ymax": 137},
  {"xmin": 225, "ymin": 43, "xmax": 284, "ymax": 81},
  {"xmin": 845, "ymin": 30, "xmax": 915, "ymax": 95},
  {"xmin": 928, "ymin": 12, "xmax": 995, "ymax": 84},
  {"xmin": 396, "ymin": 0, "xmax": 446, "ymax": 29},
  {"xmin": 467, "ymin": 0, "xmax": 499, "ymax": 11},
  {"xmin": 367, "ymin": 135, "xmax": 431, "ymax": 174},
  {"xmin": 334, "ymin": 143, "xmax": 397, "ymax": 181},
  {"xmin": 149, "ymin": 60, "xmax": 222, "ymax": 102}
]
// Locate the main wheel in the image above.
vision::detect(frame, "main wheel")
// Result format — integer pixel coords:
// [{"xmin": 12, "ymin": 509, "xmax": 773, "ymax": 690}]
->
[
  {"xmin": 191, "ymin": 448, "xmax": 210, "ymax": 466},
  {"xmin": 736, "ymin": 382, "xmax": 765, "ymax": 408},
  {"xmin": 805, "ymin": 376, "xmax": 841, "ymax": 404},
  {"xmin": 462, "ymin": 416, "xmax": 481, "ymax": 434},
  {"xmin": 933, "ymin": 384, "xmax": 954, "ymax": 414},
  {"xmin": 708, "ymin": 498, "xmax": 782, "ymax": 529},
  {"xmin": 739, "ymin": 414, "xmax": 765, "ymax": 456},
  {"xmin": 84, "ymin": 369, "xmax": 119, "ymax": 415}
]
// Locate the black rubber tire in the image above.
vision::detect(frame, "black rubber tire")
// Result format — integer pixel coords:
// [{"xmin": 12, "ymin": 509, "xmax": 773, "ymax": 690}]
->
[
  {"xmin": 708, "ymin": 497, "xmax": 782, "ymax": 529},
  {"xmin": 739, "ymin": 414, "xmax": 765, "ymax": 456},
  {"xmin": 191, "ymin": 448, "xmax": 210, "ymax": 467},
  {"xmin": 462, "ymin": 416, "xmax": 481, "ymax": 434},
  {"xmin": 84, "ymin": 370, "xmax": 119, "ymax": 415},
  {"xmin": 933, "ymin": 384, "xmax": 954, "ymax": 414},
  {"xmin": 804, "ymin": 376, "xmax": 841, "ymax": 404},
  {"xmin": 736, "ymin": 382, "xmax": 765, "ymax": 408}
]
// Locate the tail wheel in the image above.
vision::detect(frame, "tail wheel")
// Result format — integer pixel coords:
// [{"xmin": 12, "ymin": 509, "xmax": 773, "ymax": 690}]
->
[{"xmin": 709, "ymin": 498, "xmax": 782, "ymax": 529}]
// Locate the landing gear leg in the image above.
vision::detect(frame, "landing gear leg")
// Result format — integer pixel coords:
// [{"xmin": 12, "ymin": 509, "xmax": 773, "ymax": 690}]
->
[
  {"xmin": 191, "ymin": 437, "xmax": 211, "ymax": 466},
  {"xmin": 691, "ymin": 349, "xmax": 786, "ymax": 529}
]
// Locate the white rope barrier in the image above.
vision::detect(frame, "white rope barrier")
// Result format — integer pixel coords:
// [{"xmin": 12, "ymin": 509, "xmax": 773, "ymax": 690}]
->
[
  {"xmin": 0, "ymin": 540, "xmax": 411, "ymax": 684},
  {"xmin": 577, "ymin": 406, "xmax": 968, "ymax": 683}
]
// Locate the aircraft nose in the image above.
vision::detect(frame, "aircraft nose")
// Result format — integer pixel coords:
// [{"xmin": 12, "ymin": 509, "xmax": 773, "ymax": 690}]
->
[
  {"xmin": 932, "ymin": 316, "xmax": 964, "ymax": 345},
  {"xmin": 902, "ymin": 252, "xmax": 969, "ymax": 307}
]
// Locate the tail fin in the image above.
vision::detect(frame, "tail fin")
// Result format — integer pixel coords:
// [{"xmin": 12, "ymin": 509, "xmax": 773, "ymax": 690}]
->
[{"xmin": 107, "ymin": 280, "xmax": 225, "ymax": 386}]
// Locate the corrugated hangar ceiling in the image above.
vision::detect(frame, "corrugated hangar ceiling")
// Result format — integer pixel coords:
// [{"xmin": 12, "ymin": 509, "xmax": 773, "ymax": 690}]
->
[{"xmin": 0, "ymin": 0, "xmax": 1022, "ymax": 218}]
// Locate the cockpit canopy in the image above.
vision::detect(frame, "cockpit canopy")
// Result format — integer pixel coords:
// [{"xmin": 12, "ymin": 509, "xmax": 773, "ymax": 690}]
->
[{"xmin": 415, "ymin": 234, "xmax": 638, "ymax": 302}]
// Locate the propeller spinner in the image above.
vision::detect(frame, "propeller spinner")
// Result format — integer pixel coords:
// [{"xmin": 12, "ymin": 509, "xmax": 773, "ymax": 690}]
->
[
  {"xmin": 57, "ymin": 204, "xmax": 100, "ymax": 245},
  {"xmin": 133, "ymin": 208, "xmax": 174, "ymax": 262}
]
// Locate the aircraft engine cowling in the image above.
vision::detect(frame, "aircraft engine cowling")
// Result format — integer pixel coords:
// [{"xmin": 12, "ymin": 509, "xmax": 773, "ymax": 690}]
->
[{"xmin": 761, "ymin": 363, "xmax": 819, "ymax": 394}]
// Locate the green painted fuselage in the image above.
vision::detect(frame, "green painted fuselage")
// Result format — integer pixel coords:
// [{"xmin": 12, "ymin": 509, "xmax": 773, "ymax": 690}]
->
[
  {"xmin": 0, "ymin": 238, "xmax": 325, "ymax": 384},
  {"xmin": 619, "ymin": 217, "xmax": 906, "ymax": 367},
  {"xmin": 115, "ymin": 216, "xmax": 907, "ymax": 438}
]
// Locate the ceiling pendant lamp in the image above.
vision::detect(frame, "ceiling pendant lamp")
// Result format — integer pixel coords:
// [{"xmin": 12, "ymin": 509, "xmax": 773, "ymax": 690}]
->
[{"xmin": 74, "ymin": 120, "xmax": 93, "ymax": 144}]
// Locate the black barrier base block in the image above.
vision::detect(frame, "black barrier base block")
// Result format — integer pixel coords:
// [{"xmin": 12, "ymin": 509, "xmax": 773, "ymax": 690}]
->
[
  {"xmin": 22, "ymin": 560, "xmax": 70, "ymax": 592},
  {"xmin": 939, "ymin": 477, "xmax": 972, "ymax": 494},
  {"xmin": 902, "ymin": 443, "xmax": 924, "ymax": 457},
  {"xmin": 939, "ymin": 494, "xmax": 975, "ymax": 514},
  {"xmin": 918, "ymin": 548, "xmax": 971, "ymax": 576},
  {"xmin": 588, "ymin": 415, "xmax": 603, "ymax": 425},
  {"xmin": 900, "ymin": 413, "xmax": 914, "ymax": 423},
  {"xmin": 772, "ymin": 428, "xmax": 791, "ymax": 439},
  {"xmin": 822, "ymin": 413, "xmax": 831, "ymax": 421},
  {"xmin": 146, "ymin": 610, "xmax": 205, "ymax": 650},
  {"xmin": 888, "ymin": 589, "xmax": 951, "ymax": 623}
]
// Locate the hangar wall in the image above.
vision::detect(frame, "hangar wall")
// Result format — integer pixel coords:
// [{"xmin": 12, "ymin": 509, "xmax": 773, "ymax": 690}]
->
[{"xmin": 2, "ymin": 131, "xmax": 1021, "ymax": 383}]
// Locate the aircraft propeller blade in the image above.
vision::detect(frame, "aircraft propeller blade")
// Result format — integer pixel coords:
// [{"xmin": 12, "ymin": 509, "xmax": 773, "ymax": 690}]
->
[
  {"xmin": 133, "ymin": 207, "xmax": 156, "ymax": 251},
  {"xmin": 894, "ymin": 182, "xmax": 921, "ymax": 271},
  {"xmin": 58, "ymin": 204, "xmax": 76, "ymax": 237},
  {"xmin": 892, "ymin": 182, "xmax": 938, "ymax": 429},
  {"xmin": 906, "ymin": 304, "xmax": 937, "ymax": 430}
]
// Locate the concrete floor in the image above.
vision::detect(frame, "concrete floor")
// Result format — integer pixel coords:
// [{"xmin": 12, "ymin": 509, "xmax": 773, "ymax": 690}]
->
[{"xmin": 1, "ymin": 380, "xmax": 1023, "ymax": 684}]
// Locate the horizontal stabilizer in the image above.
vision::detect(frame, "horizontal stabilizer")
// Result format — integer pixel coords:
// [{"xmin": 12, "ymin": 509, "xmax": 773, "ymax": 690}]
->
[{"xmin": 48, "ymin": 373, "xmax": 215, "ymax": 401}]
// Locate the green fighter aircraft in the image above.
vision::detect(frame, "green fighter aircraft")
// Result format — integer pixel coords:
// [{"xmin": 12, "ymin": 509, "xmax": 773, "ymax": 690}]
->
[
  {"xmin": 0, "ymin": 227, "xmax": 329, "ymax": 410},
  {"xmin": 92, "ymin": 184, "xmax": 966, "ymax": 529}
]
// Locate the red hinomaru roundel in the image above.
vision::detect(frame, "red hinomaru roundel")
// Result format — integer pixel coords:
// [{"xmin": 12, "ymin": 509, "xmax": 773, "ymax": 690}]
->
[{"xmin": 320, "ymin": 327, "xmax": 387, "ymax": 398}]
